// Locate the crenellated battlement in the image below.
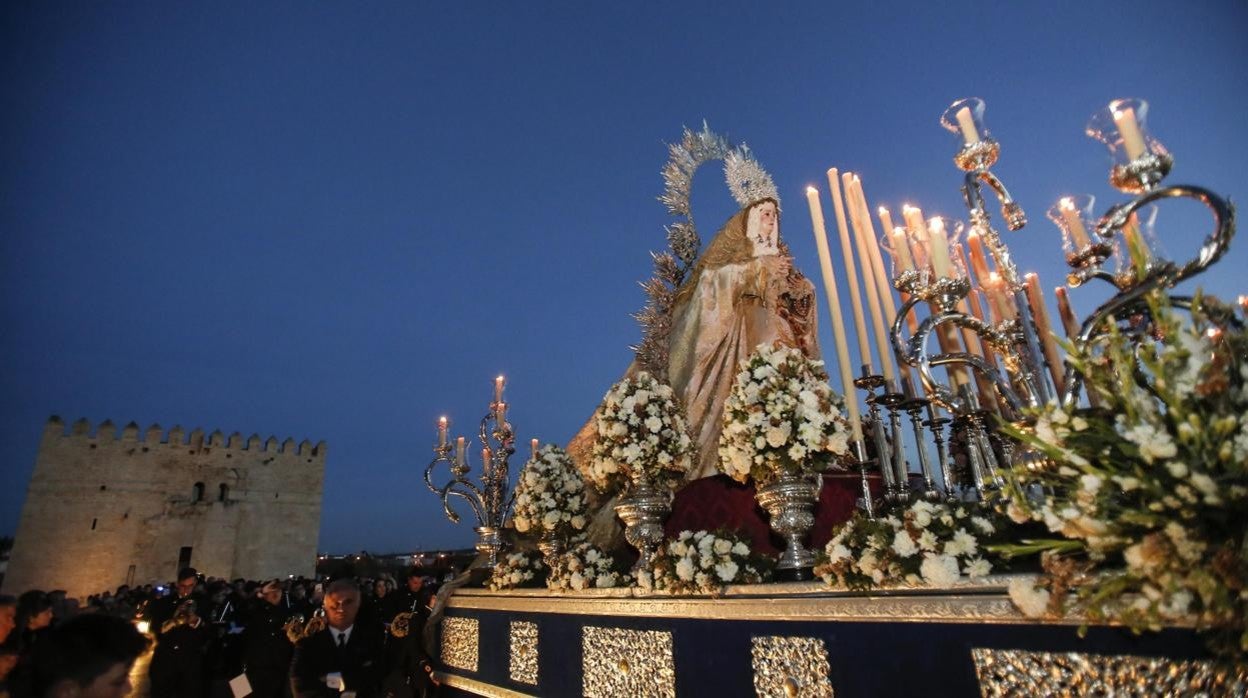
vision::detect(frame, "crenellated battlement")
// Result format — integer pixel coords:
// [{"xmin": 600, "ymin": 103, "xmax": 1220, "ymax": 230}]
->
[{"xmin": 42, "ymin": 415, "xmax": 327, "ymax": 458}]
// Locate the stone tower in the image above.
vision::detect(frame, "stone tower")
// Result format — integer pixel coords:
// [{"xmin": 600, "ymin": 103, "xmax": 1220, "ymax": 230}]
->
[{"xmin": 3, "ymin": 416, "xmax": 326, "ymax": 599}]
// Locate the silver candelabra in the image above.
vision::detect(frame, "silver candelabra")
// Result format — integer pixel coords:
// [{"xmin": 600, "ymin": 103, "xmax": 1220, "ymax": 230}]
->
[
  {"xmin": 424, "ymin": 394, "xmax": 517, "ymax": 568},
  {"xmin": 858, "ymin": 96, "xmax": 1237, "ymax": 513}
]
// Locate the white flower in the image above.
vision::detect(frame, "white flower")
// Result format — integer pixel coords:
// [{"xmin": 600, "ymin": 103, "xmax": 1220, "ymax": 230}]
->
[
  {"xmin": 1007, "ymin": 578, "xmax": 1050, "ymax": 618},
  {"xmin": 675, "ymin": 558, "xmax": 695, "ymax": 581},
  {"xmin": 714, "ymin": 560, "xmax": 739, "ymax": 582},
  {"xmin": 1079, "ymin": 474, "xmax": 1103, "ymax": 494},
  {"xmin": 891, "ymin": 530, "xmax": 918, "ymax": 558},
  {"xmin": 917, "ymin": 530, "xmax": 938, "ymax": 552},
  {"xmin": 571, "ymin": 515, "xmax": 586, "ymax": 530},
  {"xmin": 964, "ymin": 558, "xmax": 992, "ymax": 578},
  {"xmin": 919, "ymin": 554, "xmax": 960, "ymax": 587},
  {"xmin": 1122, "ymin": 423, "xmax": 1178, "ymax": 463},
  {"xmin": 1165, "ymin": 461, "xmax": 1188, "ymax": 479},
  {"xmin": 825, "ymin": 543, "xmax": 851, "ymax": 563},
  {"xmin": 970, "ymin": 517, "xmax": 995, "ymax": 535},
  {"xmin": 732, "ymin": 542, "xmax": 750, "ymax": 556},
  {"xmin": 645, "ymin": 416, "xmax": 663, "ymax": 433}
]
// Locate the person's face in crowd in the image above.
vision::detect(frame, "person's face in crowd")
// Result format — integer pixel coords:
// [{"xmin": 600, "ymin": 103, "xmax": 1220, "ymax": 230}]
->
[
  {"xmin": 373, "ymin": 581, "xmax": 387, "ymax": 598},
  {"xmin": 54, "ymin": 661, "xmax": 133, "ymax": 698},
  {"xmin": 291, "ymin": 585, "xmax": 307, "ymax": 600},
  {"xmin": 261, "ymin": 586, "xmax": 283, "ymax": 607},
  {"xmin": 323, "ymin": 589, "xmax": 359, "ymax": 631},
  {"xmin": 407, "ymin": 576, "xmax": 423, "ymax": 593},
  {"xmin": 175, "ymin": 577, "xmax": 197, "ymax": 598},
  {"xmin": 0, "ymin": 605, "xmax": 15, "ymax": 643},
  {"xmin": 29, "ymin": 607, "xmax": 54, "ymax": 630}
]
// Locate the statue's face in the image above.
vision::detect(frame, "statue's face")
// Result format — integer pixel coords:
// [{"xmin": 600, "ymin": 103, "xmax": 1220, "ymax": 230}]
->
[{"xmin": 748, "ymin": 201, "xmax": 779, "ymax": 256}]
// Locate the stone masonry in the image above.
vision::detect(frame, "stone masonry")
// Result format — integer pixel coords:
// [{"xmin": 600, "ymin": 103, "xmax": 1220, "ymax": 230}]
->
[{"xmin": 3, "ymin": 416, "xmax": 326, "ymax": 599}]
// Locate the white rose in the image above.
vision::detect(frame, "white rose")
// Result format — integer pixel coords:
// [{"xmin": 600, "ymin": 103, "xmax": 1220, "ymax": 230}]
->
[
  {"xmin": 675, "ymin": 558, "xmax": 695, "ymax": 581},
  {"xmin": 919, "ymin": 554, "xmax": 960, "ymax": 587},
  {"xmin": 714, "ymin": 560, "xmax": 739, "ymax": 582}
]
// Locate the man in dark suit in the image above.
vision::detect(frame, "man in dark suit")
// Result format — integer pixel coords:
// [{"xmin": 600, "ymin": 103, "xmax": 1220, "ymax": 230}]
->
[
  {"xmin": 147, "ymin": 567, "xmax": 214, "ymax": 698},
  {"xmin": 243, "ymin": 580, "xmax": 298, "ymax": 698},
  {"xmin": 290, "ymin": 579, "xmax": 386, "ymax": 698}
]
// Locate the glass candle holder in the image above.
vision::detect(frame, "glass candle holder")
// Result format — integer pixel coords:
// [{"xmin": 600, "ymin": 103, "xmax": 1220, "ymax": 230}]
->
[
  {"xmin": 1086, "ymin": 98, "xmax": 1172, "ymax": 192},
  {"xmin": 925, "ymin": 216, "xmax": 965, "ymax": 280},
  {"xmin": 1117, "ymin": 204, "xmax": 1160, "ymax": 279},
  {"xmin": 941, "ymin": 97, "xmax": 999, "ymax": 170},
  {"xmin": 1046, "ymin": 195, "xmax": 1104, "ymax": 263}
]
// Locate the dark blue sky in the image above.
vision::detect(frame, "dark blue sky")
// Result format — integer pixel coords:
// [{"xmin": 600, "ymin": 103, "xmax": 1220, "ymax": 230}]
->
[{"xmin": 3, "ymin": 2, "xmax": 1246, "ymax": 553}]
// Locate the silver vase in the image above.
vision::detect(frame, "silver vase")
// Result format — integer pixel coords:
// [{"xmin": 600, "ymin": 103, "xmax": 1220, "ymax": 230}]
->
[
  {"xmin": 537, "ymin": 532, "xmax": 566, "ymax": 570},
  {"xmin": 614, "ymin": 476, "xmax": 670, "ymax": 573},
  {"xmin": 474, "ymin": 525, "xmax": 503, "ymax": 569},
  {"xmin": 756, "ymin": 472, "xmax": 821, "ymax": 580}
]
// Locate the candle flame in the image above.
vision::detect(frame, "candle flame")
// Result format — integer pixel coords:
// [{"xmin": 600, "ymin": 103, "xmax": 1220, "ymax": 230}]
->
[
  {"xmin": 928, "ymin": 217, "xmax": 945, "ymax": 233},
  {"xmin": 851, "ymin": 173, "xmax": 860, "ymax": 182},
  {"xmin": 989, "ymin": 271, "xmax": 1002, "ymax": 283},
  {"xmin": 439, "ymin": 416, "xmax": 447, "ymax": 424},
  {"xmin": 892, "ymin": 226, "xmax": 907, "ymax": 236},
  {"xmin": 1206, "ymin": 328, "xmax": 1222, "ymax": 340},
  {"xmin": 806, "ymin": 185, "xmax": 818, "ymax": 194},
  {"xmin": 878, "ymin": 206, "xmax": 889, "ymax": 216},
  {"xmin": 902, "ymin": 204, "xmax": 919, "ymax": 215},
  {"xmin": 1059, "ymin": 197, "xmax": 1076, "ymax": 211}
]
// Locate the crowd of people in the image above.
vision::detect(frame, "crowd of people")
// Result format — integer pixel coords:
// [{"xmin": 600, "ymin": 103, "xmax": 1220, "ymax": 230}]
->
[{"xmin": 0, "ymin": 567, "xmax": 449, "ymax": 698}]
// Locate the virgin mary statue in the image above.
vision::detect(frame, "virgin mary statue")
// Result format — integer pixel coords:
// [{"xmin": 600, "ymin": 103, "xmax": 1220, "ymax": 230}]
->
[{"xmin": 666, "ymin": 197, "xmax": 821, "ymax": 480}]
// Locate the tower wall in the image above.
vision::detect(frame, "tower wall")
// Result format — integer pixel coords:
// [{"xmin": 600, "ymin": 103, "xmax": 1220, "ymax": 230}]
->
[{"xmin": 3, "ymin": 416, "xmax": 326, "ymax": 599}]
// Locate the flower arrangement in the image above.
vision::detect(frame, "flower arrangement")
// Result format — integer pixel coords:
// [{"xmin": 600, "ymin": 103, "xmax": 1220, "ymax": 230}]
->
[
  {"xmin": 636, "ymin": 529, "xmax": 772, "ymax": 595},
  {"xmin": 547, "ymin": 540, "xmax": 632, "ymax": 592},
  {"xmin": 512, "ymin": 444, "xmax": 589, "ymax": 539},
  {"xmin": 997, "ymin": 293, "xmax": 1247, "ymax": 652},
  {"xmin": 486, "ymin": 550, "xmax": 547, "ymax": 591},
  {"xmin": 814, "ymin": 500, "xmax": 1001, "ymax": 590},
  {"xmin": 588, "ymin": 371, "xmax": 695, "ymax": 493},
  {"xmin": 718, "ymin": 342, "xmax": 851, "ymax": 486}
]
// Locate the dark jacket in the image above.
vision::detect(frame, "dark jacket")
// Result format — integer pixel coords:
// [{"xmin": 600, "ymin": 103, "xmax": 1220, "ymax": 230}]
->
[{"xmin": 289, "ymin": 621, "xmax": 387, "ymax": 698}]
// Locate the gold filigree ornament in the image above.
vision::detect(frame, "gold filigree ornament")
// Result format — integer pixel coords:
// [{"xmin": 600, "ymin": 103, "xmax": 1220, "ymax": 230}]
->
[
  {"xmin": 581, "ymin": 626, "xmax": 675, "ymax": 698},
  {"xmin": 972, "ymin": 648, "xmax": 1248, "ymax": 697},
  {"xmin": 441, "ymin": 617, "xmax": 480, "ymax": 672},
  {"xmin": 390, "ymin": 611, "xmax": 412, "ymax": 638},
  {"xmin": 750, "ymin": 635, "xmax": 834, "ymax": 698},
  {"xmin": 509, "ymin": 620, "xmax": 538, "ymax": 685}
]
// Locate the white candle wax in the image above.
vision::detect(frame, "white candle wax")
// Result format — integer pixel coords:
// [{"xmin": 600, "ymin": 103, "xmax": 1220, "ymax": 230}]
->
[
  {"xmin": 1113, "ymin": 107, "xmax": 1148, "ymax": 161},
  {"xmin": 843, "ymin": 172, "xmax": 893, "ymax": 384},
  {"xmin": 455, "ymin": 436, "xmax": 465, "ymax": 465},
  {"xmin": 531, "ymin": 438, "xmax": 539, "ymax": 460},
  {"xmin": 891, "ymin": 227, "xmax": 914, "ymax": 273},
  {"xmin": 1059, "ymin": 198, "xmax": 1092, "ymax": 249},
  {"xmin": 955, "ymin": 106, "xmax": 980, "ymax": 145},
  {"xmin": 806, "ymin": 186, "xmax": 863, "ymax": 445},
  {"xmin": 827, "ymin": 168, "xmax": 873, "ymax": 373},
  {"xmin": 849, "ymin": 176, "xmax": 897, "ymax": 383},
  {"xmin": 494, "ymin": 375, "xmax": 505, "ymax": 404},
  {"xmin": 437, "ymin": 416, "xmax": 448, "ymax": 448},
  {"xmin": 927, "ymin": 218, "xmax": 954, "ymax": 278},
  {"xmin": 965, "ymin": 229, "xmax": 992, "ymax": 284}
]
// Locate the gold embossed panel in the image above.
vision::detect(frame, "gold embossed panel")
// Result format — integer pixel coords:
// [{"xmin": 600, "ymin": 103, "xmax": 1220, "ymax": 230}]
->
[
  {"xmin": 582, "ymin": 626, "xmax": 675, "ymax": 698},
  {"xmin": 441, "ymin": 616, "xmax": 480, "ymax": 672},
  {"xmin": 751, "ymin": 635, "xmax": 834, "ymax": 697},
  {"xmin": 972, "ymin": 648, "xmax": 1248, "ymax": 697},
  {"xmin": 509, "ymin": 620, "xmax": 539, "ymax": 685}
]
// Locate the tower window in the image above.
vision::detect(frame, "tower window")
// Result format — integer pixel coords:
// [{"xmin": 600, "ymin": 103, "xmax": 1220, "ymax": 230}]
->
[
  {"xmin": 191, "ymin": 482, "xmax": 205, "ymax": 503},
  {"xmin": 218, "ymin": 483, "xmax": 229, "ymax": 502}
]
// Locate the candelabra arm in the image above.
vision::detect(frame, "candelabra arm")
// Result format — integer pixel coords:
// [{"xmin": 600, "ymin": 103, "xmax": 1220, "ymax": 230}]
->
[
  {"xmin": 901, "ymin": 309, "xmax": 1028, "ymax": 414},
  {"xmin": 439, "ymin": 482, "xmax": 486, "ymax": 525},
  {"xmin": 969, "ymin": 170, "xmax": 1027, "ymax": 232},
  {"xmin": 1062, "ymin": 185, "xmax": 1236, "ymax": 407}
]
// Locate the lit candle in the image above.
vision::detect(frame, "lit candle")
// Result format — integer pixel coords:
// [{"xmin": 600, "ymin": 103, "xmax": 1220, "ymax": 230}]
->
[
  {"xmin": 965, "ymin": 229, "xmax": 992, "ymax": 284},
  {"xmin": 494, "ymin": 375, "xmax": 505, "ymax": 404},
  {"xmin": 955, "ymin": 106, "xmax": 980, "ymax": 145},
  {"xmin": 495, "ymin": 402, "xmax": 506, "ymax": 429},
  {"xmin": 1059, "ymin": 198, "xmax": 1092, "ymax": 249},
  {"xmin": 845, "ymin": 173, "xmax": 895, "ymax": 383},
  {"xmin": 927, "ymin": 217, "xmax": 954, "ymax": 278},
  {"xmin": 482, "ymin": 447, "xmax": 492, "ymax": 475},
  {"xmin": 827, "ymin": 168, "xmax": 873, "ymax": 373},
  {"xmin": 1238, "ymin": 295, "xmax": 1248, "ymax": 313},
  {"xmin": 437, "ymin": 416, "xmax": 448, "ymax": 448},
  {"xmin": 1024, "ymin": 273, "xmax": 1066, "ymax": 396},
  {"xmin": 986, "ymin": 272, "xmax": 1017, "ymax": 322},
  {"xmin": 890, "ymin": 227, "xmax": 914, "ymax": 273},
  {"xmin": 877, "ymin": 206, "xmax": 896, "ymax": 238},
  {"xmin": 1113, "ymin": 106, "xmax": 1148, "ymax": 161},
  {"xmin": 806, "ymin": 186, "xmax": 863, "ymax": 445},
  {"xmin": 530, "ymin": 438, "xmax": 539, "ymax": 460},
  {"xmin": 455, "ymin": 436, "xmax": 465, "ymax": 466}
]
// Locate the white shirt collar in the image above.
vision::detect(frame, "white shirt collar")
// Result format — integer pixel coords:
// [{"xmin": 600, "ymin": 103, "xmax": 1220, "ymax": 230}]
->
[{"xmin": 330, "ymin": 625, "xmax": 353, "ymax": 644}]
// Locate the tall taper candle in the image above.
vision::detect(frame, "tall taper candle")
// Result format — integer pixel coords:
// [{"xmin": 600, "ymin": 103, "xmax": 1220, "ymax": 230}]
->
[
  {"xmin": 927, "ymin": 217, "xmax": 955, "ymax": 278},
  {"xmin": 494, "ymin": 375, "xmax": 505, "ymax": 404},
  {"xmin": 965, "ymin": 229, "xmax": 993, "ymax": 284},
  {"xmin": 806, "ymin": 186, "xmax": 864, "ymax": 444},
  {"xmin": 844, "ymin": 173, "xmax": 894, "ymax": 383},
  {"xmin": 1113, "ymin": 106, "xmax": 1148, "ymax": 161},
  {"xmin": 455, "ymin": 436, "xmax": 465, "ymax": 466},
  {"xmin": 827, "ymin": 168, "xmax": 873, "ymax": 373},
  {"xmin": 1024, "ymin": 273, "xmax": 1066, "ymax": 395},
  {"xmin": 437, "ymin": 416, "xmax": 448, "ymax": 448},
  {"xmin": 531, "ymin": 438, "xmax": 539, "ymax": 460}
]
